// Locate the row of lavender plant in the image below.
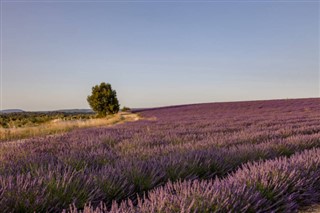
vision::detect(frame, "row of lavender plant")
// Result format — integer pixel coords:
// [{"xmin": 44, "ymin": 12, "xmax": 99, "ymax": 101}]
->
[
  {"xmin": 74, "ymin": 148, "xmax": 320, "ymax": 212},
  {"xmin": 0, "ymin": 98, "xmax": 319, "ymax": 211},
  {"xmin": 1, "ymin": 134, "xmax": 320, "ymax": 209},
  {"xmin": 2, "ymin": 99, "xmax": 319, "ymax": 174}
]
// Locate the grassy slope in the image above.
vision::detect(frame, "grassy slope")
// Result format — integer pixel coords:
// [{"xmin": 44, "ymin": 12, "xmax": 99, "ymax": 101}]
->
[{"xmin": 0, "ymin": 112, "xmax": 140, "ymax": 142}]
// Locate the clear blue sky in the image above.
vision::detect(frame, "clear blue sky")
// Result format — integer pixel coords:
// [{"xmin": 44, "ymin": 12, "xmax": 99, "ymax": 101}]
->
[{"xmin": 1, "ymin": 0, "xmax": 319, "ymax": 111}]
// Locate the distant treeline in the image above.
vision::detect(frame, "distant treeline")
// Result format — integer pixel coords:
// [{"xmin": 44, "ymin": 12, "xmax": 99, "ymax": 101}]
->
[{"xmin": 0, "ymin": 112, "xmax": 95, "ymax": 128}]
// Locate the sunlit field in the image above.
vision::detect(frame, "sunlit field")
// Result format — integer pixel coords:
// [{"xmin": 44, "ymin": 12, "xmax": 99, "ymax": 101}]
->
[
  {"xmin": 0, "ymin": 112, "xmax": 139, "ymax": 141},
  {"xmin": 0, "ymin": 98, "xmax": 319, "ymax": 212}
]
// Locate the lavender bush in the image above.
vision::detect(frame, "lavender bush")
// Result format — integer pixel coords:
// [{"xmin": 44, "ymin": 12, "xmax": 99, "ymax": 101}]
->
[{"xmin": 81, "ymin": 148, "xmax": 320, "ymax": 212}]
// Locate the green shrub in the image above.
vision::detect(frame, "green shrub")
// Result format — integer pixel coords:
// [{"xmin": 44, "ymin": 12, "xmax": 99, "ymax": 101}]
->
[{"xmin": 121, "ymin": 106, "xmax": 131, "ymax": 112}]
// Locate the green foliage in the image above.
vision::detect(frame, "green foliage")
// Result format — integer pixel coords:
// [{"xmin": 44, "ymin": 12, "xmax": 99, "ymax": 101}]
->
[
  {"xmin": 121, "ymin": 106, "xmax": 131, "ymax": 112},
  {"xmin": 87, "ymin": 82, "xmax": 120, "ymax": 117},
  {"xmin": 0, "ymin": 112, "xmax": 94, "ymax": 129}
]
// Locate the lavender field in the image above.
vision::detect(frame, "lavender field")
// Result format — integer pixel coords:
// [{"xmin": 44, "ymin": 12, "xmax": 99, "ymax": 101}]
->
[{"xmin": 1, "ymin": 98, "xmax": 320, "ymax": 212}]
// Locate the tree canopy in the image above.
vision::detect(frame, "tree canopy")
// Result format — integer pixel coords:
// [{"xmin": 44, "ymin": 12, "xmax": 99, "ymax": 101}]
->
[{"xmin": 87, "ymin": 82, "xmax": 120, "ymax": 117}]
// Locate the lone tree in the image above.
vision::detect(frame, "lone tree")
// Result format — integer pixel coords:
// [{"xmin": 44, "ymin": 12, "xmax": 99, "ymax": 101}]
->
[{"xmin": 87, "ymin": 82, "xmax": 120, "ymax": 117}]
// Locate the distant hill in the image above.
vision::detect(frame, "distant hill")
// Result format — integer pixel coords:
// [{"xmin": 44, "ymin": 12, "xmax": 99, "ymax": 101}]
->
[
  {"xmin": 54, "ymin": 109, "xmax": 94, "ymax": 113},
  {"xmin": 0, "ymin": 109, "xmax": 25, "ymax": 114}
]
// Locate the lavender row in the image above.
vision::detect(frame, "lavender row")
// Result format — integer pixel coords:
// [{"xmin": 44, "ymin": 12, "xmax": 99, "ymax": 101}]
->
[
  {"xmin": 77, "ymin": 148, "xmax": 320, "ymax": 212},
  {"xmin": 1, "ymin": 103, "xmax": 319, "ymax": 175},
  {"xmin": 1, "ymin": 133, "xmax": 319, "ymax": 211}
]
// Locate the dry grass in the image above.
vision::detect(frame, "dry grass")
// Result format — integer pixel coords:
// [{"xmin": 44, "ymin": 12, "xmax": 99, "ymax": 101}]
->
[
  {"xmin": 0, "ymin": 112, "xmax": 140, "ymax": 142},
  {"xmin": 300, "ymin": 205, "xmax": 320, "ymax": 213}
]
